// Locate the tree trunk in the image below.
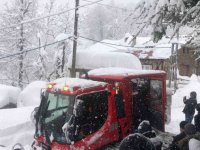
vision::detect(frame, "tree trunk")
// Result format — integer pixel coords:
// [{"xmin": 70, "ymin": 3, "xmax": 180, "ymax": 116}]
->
[
  {"xmin": 61, "ymin": 43, "xmax": 66, "ymax": 76},
  {"xmin": 18, "ymin": 23, "xmax": 24, "ymax": 89}
]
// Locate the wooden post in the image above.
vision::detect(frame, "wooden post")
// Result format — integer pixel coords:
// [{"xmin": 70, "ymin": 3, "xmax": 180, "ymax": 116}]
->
[{"xmin": 71, "ymin": 0, "xmax": 79, "ymax": 77}]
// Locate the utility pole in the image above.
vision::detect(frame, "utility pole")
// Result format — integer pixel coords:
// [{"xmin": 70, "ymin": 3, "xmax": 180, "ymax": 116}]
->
[
  {"xmin": 71, "ymin": 0, "xmax": 79, "ymax": 77},
  {"xmin": 169, "ymin": 43, "xmax": 178, "ymax": 91}
]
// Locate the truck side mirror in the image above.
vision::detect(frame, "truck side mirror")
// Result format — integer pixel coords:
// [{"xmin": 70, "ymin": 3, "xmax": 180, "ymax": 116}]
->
[{"xmin": 30, "ymin": 107, "xmax": 39, "ymax": 124}]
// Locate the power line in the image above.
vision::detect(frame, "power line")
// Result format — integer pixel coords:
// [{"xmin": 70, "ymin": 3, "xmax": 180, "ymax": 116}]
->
[
  {"xmin": 79, "ymin": 35, "xmax": 172, "ymax": 49},
  {"xmin": 0, "ymin": 36, "xmax": 72, "ymax": 60},
  {"xmin": 79, "ymin": 35, "xmax": 133, "ymax": 48},
  {"xmin": 70, "ymin": 36, "xmax": 123, "ymax": 51},
  {"xmin": 0, "ymin": 0, "xmax": 103, "ymax": 31},
  {"xmin": 82, "ymin": 0, "xmax": 134, "ymax": 12}
]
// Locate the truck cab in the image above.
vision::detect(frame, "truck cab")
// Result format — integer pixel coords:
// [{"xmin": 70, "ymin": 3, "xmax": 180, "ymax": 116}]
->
[{"xmin": 33, "ymin": 68, "xmax": 166, "ymax": 150}]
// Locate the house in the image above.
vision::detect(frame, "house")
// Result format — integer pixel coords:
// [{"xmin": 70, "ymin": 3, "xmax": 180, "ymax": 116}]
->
[
  {"xmin": 68, "ymin": 34, "xmax": 195, "ymax": 78},
  {"xmin": 178, "ymin": 35, "xmax": 200, "ymax": 76},
  {"xmin": 131, "ymin": 36, "xmax": 190, "ymax": 78}
]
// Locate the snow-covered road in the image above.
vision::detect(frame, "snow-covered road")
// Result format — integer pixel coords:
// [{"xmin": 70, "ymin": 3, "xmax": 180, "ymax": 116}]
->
[{"xmin": 0, "ymin": 107, "xmax": 35, "ymax": 150}]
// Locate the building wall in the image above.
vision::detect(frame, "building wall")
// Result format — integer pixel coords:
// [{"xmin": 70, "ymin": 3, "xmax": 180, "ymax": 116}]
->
[
  {"xmin": 177, "ymin": 47, "xmax": 200, "ymax": 77},
  {"xmin": 140, "ymin": 59, "xmax": 170, "ymax": 79}
]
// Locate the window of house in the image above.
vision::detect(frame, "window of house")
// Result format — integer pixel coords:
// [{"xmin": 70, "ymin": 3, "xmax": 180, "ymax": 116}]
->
[
  {"xmin": 142, "ymin": 65, "xmax": 153, "ymax": 70},
  {"xmin": 187, "ymin": 49, "xmax": 189, "ymax": 54},
  {"xmin": 183, "ymin": 47, "xmax": 185, "ymax": 53}
]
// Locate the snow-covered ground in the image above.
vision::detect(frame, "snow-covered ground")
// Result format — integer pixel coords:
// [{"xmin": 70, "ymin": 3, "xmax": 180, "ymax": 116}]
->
[
  {"xmin": 0, "ymin": 75, "xmax": 200, "ymax": 149},
  {"xmin": 0, "ymin": 106, "xmax": 35, "ymax": 149},
  {"xmin": 166, "ymin": 74, "xmax": 200, "ymax": 134}
]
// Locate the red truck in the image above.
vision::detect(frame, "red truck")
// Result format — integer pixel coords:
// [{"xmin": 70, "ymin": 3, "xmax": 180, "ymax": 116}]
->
[{"xmin": 32, "ymin": 68, "xmax": 166, "ymax": 150}]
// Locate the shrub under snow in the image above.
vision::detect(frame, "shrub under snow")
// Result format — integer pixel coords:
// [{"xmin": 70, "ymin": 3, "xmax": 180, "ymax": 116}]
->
[
  {"xmin": 17, "ymin": 81, "xmax": 47, "ymax": 107},
  {"xmin": 0, "ymin": 84, "xmax": 21, "ymax": 108}
]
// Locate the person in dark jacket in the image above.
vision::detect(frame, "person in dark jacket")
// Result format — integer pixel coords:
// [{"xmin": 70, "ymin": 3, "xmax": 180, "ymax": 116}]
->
[
  {"xmin": 183, "ymin": 91, "xmax": 197, "ymax": 123},
  {"xmin": 137, "ymin": 120, "xmax": 162, "ymax": 150},
  {"xmin": 178, "ymin": 123, "xmax": 200, "ymax": 150},
  {"xmin": 194, "ymin": 103, "xmax": 200, "ymax": 132},
  {"xmin": 168, "ymin": 121, "xmax": 188, "ymax": 150},
  {"xmin": 119, "ymin": 133, "xmax": 156, "ymax": 150}
]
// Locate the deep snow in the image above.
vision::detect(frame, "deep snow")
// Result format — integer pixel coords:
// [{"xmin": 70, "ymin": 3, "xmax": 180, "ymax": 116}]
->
[
  {"xmin": 17, "ymin": 81, "xmax": 47, "ymax": 107},
  {"xmin": 0, "ymin": 84, "xmax": 21, "ymax": 108}
]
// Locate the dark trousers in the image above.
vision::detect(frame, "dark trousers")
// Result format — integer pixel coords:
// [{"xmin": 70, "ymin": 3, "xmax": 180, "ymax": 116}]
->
[{"xmin": 185, "ymin": 113, "xmax": 194, "ymax": 123}]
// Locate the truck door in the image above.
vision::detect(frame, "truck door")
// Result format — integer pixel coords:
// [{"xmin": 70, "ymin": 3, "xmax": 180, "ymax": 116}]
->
[
  {"xmin": 131, "ymin": 77, "xmax": 165, "ymax": 131},
  {"xmin": 148, "ymin": 78, "xmax": 165, "ymax": 131}
]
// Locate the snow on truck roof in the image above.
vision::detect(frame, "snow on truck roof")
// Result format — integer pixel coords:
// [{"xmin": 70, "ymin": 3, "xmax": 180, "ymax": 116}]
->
[
  {"xmin": 88, "ymin": 67, "xmax": 165, "ymax": 76},
  {"xmin": 52, "ymin": 78, "xmax": 106, "ymax": 89},
  {"xmin": 68, "ymin": 51, "xmax": 142, "ymax": 70}
]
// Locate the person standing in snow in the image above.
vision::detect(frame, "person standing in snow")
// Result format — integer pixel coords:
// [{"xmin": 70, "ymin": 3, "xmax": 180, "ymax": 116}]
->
[
  {"xmin": 119, "ymin": 133, "xmax": 156, "ymax": 150},
  {"xmin": 182, "ymin": 91, "xmax": 197, "ymax": 123},
  {"xmin": 194, "ymin": 103, "xmax": 200, "ymax": 132},
  {"xmin": 168, "ymin": 121, "xmax": 188, "ymax": 150},
  {"xmin": 178, "ymin": 123, "xmax": 200, "ymax": 150}
]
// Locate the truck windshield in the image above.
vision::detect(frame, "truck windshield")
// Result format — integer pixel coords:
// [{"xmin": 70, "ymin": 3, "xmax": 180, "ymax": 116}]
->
[
  {"xmin": 43, "ymin": 93, "xmax": 75, "ymax": 144},
  {"xmin": 45, "ymin": 93, "xmax": 75, "ymax": 123}
]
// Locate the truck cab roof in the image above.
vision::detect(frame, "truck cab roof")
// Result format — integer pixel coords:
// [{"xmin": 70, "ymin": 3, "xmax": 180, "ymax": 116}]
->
[
  {"xmin": 88, "ymin": 67, "xmax": 166, "ymax": 81},
  {"xmin": 47, "ymin": 78, "xmax": 107, "ymax": 95}
]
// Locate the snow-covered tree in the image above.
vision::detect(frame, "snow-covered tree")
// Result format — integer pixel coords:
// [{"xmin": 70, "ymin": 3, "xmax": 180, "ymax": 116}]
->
[
  {"xmin": 83, "ymin": 1, "xmax": 133, "ymax": 41},
  {"xmin": 53, "ymin": 33, "xmax": 71, "ymax": 79},
  {"xmin": 129, "ymin": 0, "xmax": 200, "ymax": 42},
  {"xmin": 36, "ymin": 0, "xmax": 73, "ymax": 80},
  {"xmin": 33, "ymin": 32, "xmax": 48, "ymax": 80},
  {"xmin": 0, "ymin": 0, "xmax": 38, "ymax": 88}
]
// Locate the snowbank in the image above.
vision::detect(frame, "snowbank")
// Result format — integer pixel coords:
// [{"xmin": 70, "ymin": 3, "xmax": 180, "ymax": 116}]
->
[
  {"xmin": 68, "ymin": 51, "xmax": 142, "ymax": 70},
  {"xmin": 0, "ymin": 84, "xmax": 21, "ymax": 108},
  {"xmin": 0, "ymin": 106, "xmax": 35, "ymax": 149},
  {"xmin": 17, "ymin": 81, "xmax": 47, "ymax": 107}
]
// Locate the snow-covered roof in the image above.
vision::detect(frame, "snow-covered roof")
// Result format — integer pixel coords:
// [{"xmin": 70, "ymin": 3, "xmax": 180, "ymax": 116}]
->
[
  {"xmin": 132, "ymin": 36, "xmax": 190, "ymax": 59},
  {"xmin": 52, "ymin": 78, "xmax": 106, "ymax": 90},
  {"xmin": 88, "ymin": 67, "xmax": 165, "ymax": 76},
  {"xmin": 82, "ymin": 34, "xmax": 150, "ymax": 53},
  {"xmin": 68, "ymin": 51, "xmax": 142, "ymax": 70},
  {"xmin": 79, "ymin": 34, "xmax": 190, "ymax": 60}
]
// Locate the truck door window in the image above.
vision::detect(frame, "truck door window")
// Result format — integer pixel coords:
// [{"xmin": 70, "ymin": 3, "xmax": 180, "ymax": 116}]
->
[
  {"xmin": 75, "ymin": 91, "xmax": 108, "ymax": 139},
  {"xmin": 132, "ymin": 78, "xmax": 149, "ymax": 128},
  {"xmin": 149, "ymin": 79, "xmax": 163, "ymax": 131},
  {"xmin": 115, "ymin": 91, "xmax": 125, "ymax": 118},
  {"xmin": 150, "ymin": 80, "xmax": 162, "ymax": 105}
]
